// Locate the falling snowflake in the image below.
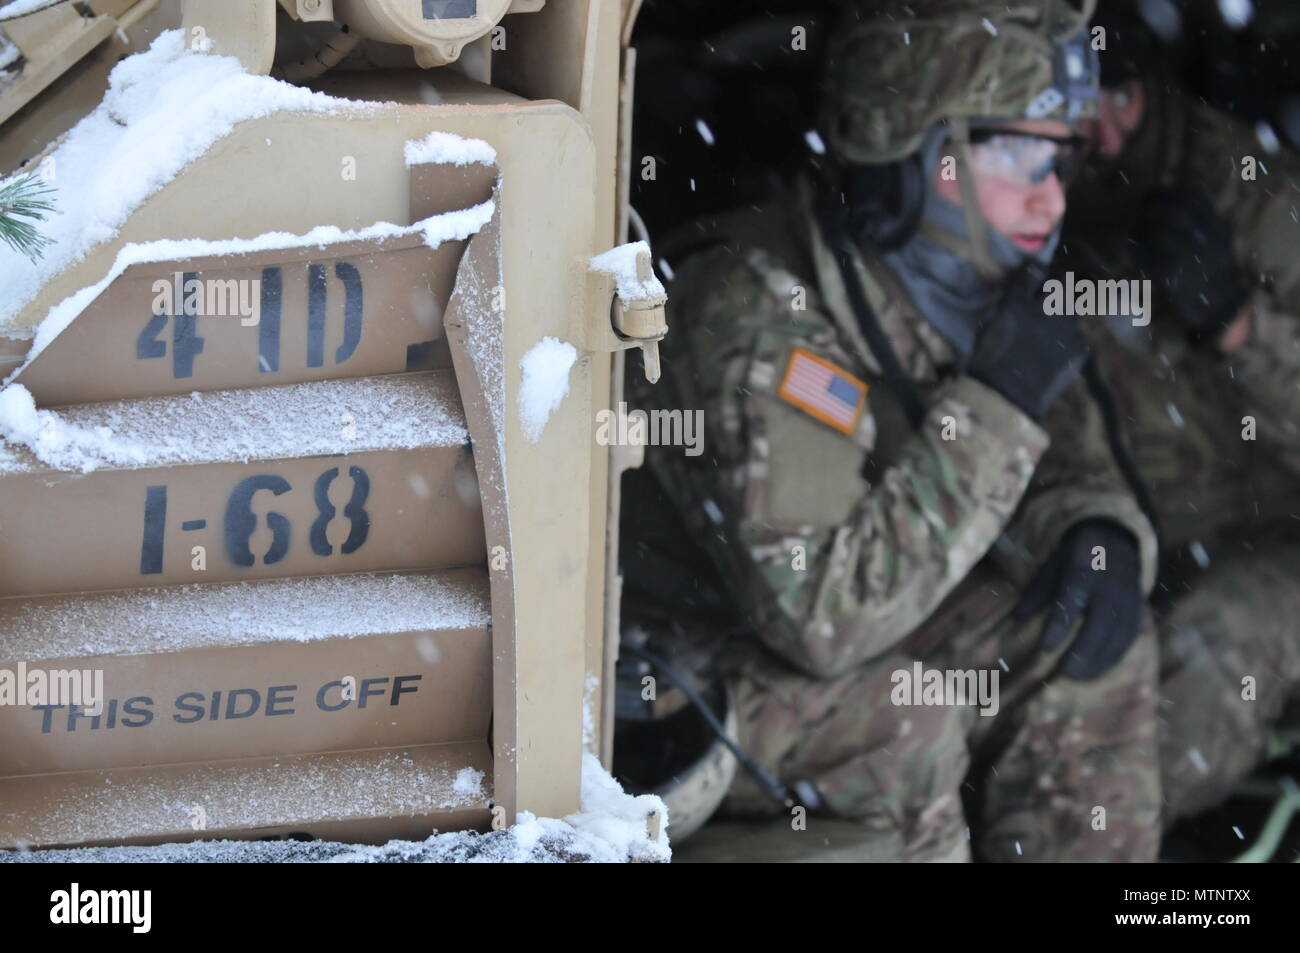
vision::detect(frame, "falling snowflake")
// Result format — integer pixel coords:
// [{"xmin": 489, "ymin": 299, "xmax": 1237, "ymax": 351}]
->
[
  {"xmin": 1188, "ymin": 540, "xmax": 1211, "ymax": 569},
  {"xmin": 1218, "ymin": 0, "xmax": 1253, "ymax": 30},
  {"xmin": 1254, "ymin": 121, "xmax": 1280, "ymax": 154},
  {"xmin": 702, "ymin": 498, "xmax": 724, "ymax": 525}
]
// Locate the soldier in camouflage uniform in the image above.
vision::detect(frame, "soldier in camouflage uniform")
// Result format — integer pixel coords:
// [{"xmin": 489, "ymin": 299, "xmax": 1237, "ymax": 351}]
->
[
  {"xmin": 633, "ymin": 0, "xmax": 1163, "ymax": 862},
  {"xmin": 1061, "ymin": 5, "xmax": 1300, "ymax": 825}
]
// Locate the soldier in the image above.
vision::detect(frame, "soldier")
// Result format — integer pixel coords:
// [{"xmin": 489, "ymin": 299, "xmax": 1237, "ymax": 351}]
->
[
  {"xmin": 631, "ymin": 0, "xmax": 1162, "ymax": 862},
  {"xmin": 1062, "ymin": 3, "xmax": 1300, "ymax": 829}
]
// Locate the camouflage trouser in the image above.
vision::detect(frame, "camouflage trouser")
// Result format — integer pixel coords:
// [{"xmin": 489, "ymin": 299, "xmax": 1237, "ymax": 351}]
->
[
  {"xmin": 723, "ymin": 647, "xmax": 975, "ymax": 862},
  {"xmin": 936, "ymin": 607, "xmax": 1161, "ymax": 863},
  {"xmin": 721, "ymin": 604, "xmax": 1161, "ymax": 863},
  {"xmin": 1157, "ymin": 541, "xmax": 1300, "ymax": 822}
]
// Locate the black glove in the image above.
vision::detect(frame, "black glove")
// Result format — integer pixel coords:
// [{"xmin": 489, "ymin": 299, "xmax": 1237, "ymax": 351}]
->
[
  {"xmin": 1011, "ymin": 519, "xmax": 1143, "ymax": 681},
  {"xmin": 1129, "ymin": 188, "xmax": 1248, "ymax": 345},
  {"xmin": 967, "ymin": 266, "xmax": 1090, "ymax": 422}
]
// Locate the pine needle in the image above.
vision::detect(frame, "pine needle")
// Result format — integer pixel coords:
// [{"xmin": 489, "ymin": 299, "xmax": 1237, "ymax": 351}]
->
[{"xmin": 0, "ymin": 173, "xmax": 57, "ymax": 262}]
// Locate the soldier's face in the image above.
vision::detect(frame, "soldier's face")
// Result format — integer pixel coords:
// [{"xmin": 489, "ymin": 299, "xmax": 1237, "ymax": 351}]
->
[
  {"xmin": 1080, "ymin": 81, "xmax": 1146, "ymax": 159},
  {"xmin": 933, "ymin": 119, "xmax": 1071, "ymax": 256}
]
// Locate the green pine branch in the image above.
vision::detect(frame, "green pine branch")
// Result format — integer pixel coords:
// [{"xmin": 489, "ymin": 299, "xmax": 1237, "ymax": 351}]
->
[{"xmin": 0, "ymin": 173, "xmax": 56, "ymax": 262}]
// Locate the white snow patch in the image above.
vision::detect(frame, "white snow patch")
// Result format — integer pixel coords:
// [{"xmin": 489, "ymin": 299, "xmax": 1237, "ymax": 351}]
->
[
  {"xmin": 0, "ymin": 30, "xmax": 381, "ymax": 330},
  {"xmin": 562, "ymin": 752, "xmax": 670, "ymax": 862},
  {"xmin": 582, "ymin": 672, "xmax": 600, "ymax": 747},
  {"xmin": 0, "ymin": 571, "xmax": 489, "ymax": 660},
  {"xmin": 0, "ymin": 755, "xmax": 670, "ymax": 864},
  {"xmin": 590, "ymin": 240, "xmax": 667, "ymax": 304},
  {"xmin": 404, "ymin": 130, "xmax": 497, "ymax": 167},
  {"xmin": 0, "ymin": 383, "xmax": 149, "ymax": 471},
  {"xmin": 0, "ymin": 0, "xmax": 61, "ymax": 18},
  {"xmin": 0, "ymin": 751, "xmax": 490, "ymax": 848},
  {"xmin": 518, "ymin": 336, "xmax": 577, "ymax": 443},
  {"xmin": 452, "ymin": 767, "xmax": 487, "ymax": 798},
  {"xmin": 0, "ymin": 374, "xmax": 467, "ymax": 474},
  {"xmin": 443, "ymin": 203, "xmax": 508, "ymax": 524}
]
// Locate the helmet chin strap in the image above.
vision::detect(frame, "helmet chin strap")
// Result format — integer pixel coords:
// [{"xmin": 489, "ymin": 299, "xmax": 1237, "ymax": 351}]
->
[{"xmin": 945, "ymin": 116, "xmax": 1006, "ymax": 285}]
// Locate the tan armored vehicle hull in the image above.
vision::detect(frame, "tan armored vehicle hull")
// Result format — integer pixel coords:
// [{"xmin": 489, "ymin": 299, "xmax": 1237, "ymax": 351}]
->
[{"xmin": 0, "ymin": 0, "xmax": 656, "ymax": 851}]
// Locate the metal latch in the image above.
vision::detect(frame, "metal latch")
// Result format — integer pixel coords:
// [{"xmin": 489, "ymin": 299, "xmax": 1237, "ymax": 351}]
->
[{"xmin": 587, "ymin": 241, "xmax": 668, "ymax": 383}]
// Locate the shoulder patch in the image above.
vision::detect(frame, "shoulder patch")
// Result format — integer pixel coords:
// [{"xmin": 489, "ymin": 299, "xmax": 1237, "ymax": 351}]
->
[{"xmin": 777, "ymin": 347, "xmax": 868, "ymax": 436}]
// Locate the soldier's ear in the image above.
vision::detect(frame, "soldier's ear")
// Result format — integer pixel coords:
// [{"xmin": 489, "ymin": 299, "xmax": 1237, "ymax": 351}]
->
[{"xmin": 845, "ymin": 155, "xmax": 924, "ymax": 251}]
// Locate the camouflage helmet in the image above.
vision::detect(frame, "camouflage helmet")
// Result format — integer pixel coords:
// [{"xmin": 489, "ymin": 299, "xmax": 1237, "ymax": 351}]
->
[{"xmin": 825, "ymin": 0, "xmax": 1101, "ymax": 164}]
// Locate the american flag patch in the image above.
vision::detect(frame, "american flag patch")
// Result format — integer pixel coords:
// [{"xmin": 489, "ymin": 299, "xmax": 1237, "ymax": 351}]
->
[{"xmin": 776, "ymin": 347, "xmax": 867, "ymax": 435}]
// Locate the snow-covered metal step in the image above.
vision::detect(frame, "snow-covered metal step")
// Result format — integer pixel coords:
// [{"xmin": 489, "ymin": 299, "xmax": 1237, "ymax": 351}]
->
[
  {"xmin": 0, "ymin": 568, "xmax": 490, "ymax": 782},
  {"xmin": 0, "ymin": 372, "xmax": 485, "ymax": 597},
  {"xmin": 0, "ymin": 740, "xmax": 492, "ymax": 849}
]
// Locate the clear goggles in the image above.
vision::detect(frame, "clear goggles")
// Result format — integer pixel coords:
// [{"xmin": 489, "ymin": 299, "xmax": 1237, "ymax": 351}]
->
[{"xmin": 960, "ymin": 129, "xmax": 1085, "ymax": 187}]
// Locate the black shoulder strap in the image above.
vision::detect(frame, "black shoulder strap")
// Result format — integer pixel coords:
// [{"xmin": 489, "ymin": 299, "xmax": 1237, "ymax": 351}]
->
[
  {"xmin": 1081, "ymin": 354, "xmax": 1163, "ymax": 547},
  {"xmin": 819, "ymin": 213, "xmax": 927, "ymax": 430}
]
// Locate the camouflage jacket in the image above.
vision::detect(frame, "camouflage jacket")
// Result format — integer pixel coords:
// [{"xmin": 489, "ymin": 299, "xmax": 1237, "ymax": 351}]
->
[
  {"xmin": 636, "ymin": 180, "xmax": 1157, "ymax": 680},
  {"xmin": 1062, "ymin": 77, "xmax": 1300, "ymax": 550}
]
